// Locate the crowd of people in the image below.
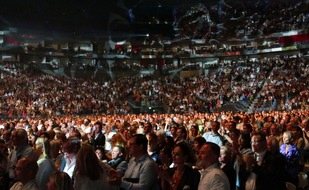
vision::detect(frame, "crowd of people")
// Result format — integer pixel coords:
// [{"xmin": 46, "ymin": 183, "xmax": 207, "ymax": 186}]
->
[
  {"xmin": 175, "ymin": 0, "xmax": 309, "ymax": 39},
  {"xmin": 0, "ymin": 106, "xmax": 308, "ymax": 189},
  {"xmin": 1, "ymin": 53, "xmax": 308, "ymax": 119},
  {"xmin": 0, "ymin": 1, "xmax": 308, "ymax": 190}
]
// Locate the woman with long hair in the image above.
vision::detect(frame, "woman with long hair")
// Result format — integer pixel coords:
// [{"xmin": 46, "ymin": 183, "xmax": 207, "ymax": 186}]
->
[
  {"xmin": 188, "ymin": 124, "xmax": 200, "ymax": 143},
  {"xmin": 234, "ymin": 133, "xmax": 253, "ymax": 190},
  {"xmin": 47, "ymin": 171, "xmax": 73, "ymax": 190},
  {"xmin": 74, "ymin": 143, "xmax": 109, "ymax": 190},
  {"xmin": 158, "ymin": 142, "xmax": 200, "ymax": 190}
]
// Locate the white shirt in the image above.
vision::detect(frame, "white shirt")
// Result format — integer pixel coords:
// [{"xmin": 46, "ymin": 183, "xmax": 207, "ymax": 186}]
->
[
  {"xmin": 202, "ymin": 132, "xmax": 224, "ymax": 147},
  {"xmin": 255, "ymin": 150, "xmax": 266, "ymax": 166},
  {"xmin": 63, "ymin": 156, "xmax": 76, "ymax": 178},
  {"xmin": 198, "ymin": 163, "xmax": 230, "ymax": 190}
]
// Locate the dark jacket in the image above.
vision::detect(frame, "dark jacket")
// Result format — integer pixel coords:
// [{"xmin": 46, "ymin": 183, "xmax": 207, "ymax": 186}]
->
[
  {"xmin": 250, "ymin": 151, "xmax": 286, "ymax": 190},
  {"xmin": 166, "ymin": 165, "xmax": 200, "ymax": 190},
  {"xmin": 91, "ymin": 133, "xmax": 105, "ymax": 149}
]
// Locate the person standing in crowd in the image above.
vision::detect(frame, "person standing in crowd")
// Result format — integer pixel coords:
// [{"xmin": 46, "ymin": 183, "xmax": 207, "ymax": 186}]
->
[
  {"xmin": 243, "ymin": 132, "xmax": 286, "ymax": 190},
  {"xmin": 90, "ymin": 121, "xmax": 105, "ymax": 150},
  {"xmin": 74, "ymin": 143, "xmax": 110, "ymax": 190},
  {"xmin": 146, "ymin": 133, "xmax": 160, "ymax": 162},
  {"xmin": 202, "ymin": 121, "xmax": 224, "ymax": 147},
  {"xmin": 280, "ymin": 130, "xmax": 301, "ymax": 186},
  {"xmin": 50, "ymin": 139, "xmax": 62, "ymax": 170},
  {"xmin": 234, "ymin": 133, "xmax": 253, "ymax": 190},
  {"xmin": 2, "ymin": 130, "xmax": 12, "ymax": 156},
  {"xmin": 219, "ymin": 145, "xmax": 236, "ymax": 190},
  {"xmin": 47, "ymin": 171, "xmax": 73, "ymax": 190},
  {"xmin": 169, "ymin": 126, "xmax": 178, "ymax": 142},
  {"xmin": 10, "ymin": 157, "xmax": 39, "ymax": 190},
  {"xmin": 267, "ymin": 137, "xmax": 280, "ymax": 154},
  {"xmin": 0, "ymin": 139, "xmax": 9, "ymax": 190},
  {"xmin": 110, "ymin": 134, "xmax": 159, "ymax": 190},
  {"xmin": 159, "ymin": 142, "xmax": 200, "ymax": 190},
  {"xmin": 175, "ymin": 127, "xmax": 188, "ymax": 144},
  {"xmin": 143, "ymin": 123, "xmax": 153, "ymax": 135},
  {"xmin": 236, "ymin": 115, "xmax": 250, "ymax": 132},
  {"xmin": 268, "ymin": 123, "xmax": 283, "ymax": 145},
  {"xmin": 156, "ymin": 130, "xmax": 167, "ymax": 152},
  {"xmin": 197, "ymin": 142, "xmax": 230, "ymax": 190},
  {"xmin": 34, "ymin": 137, "xmax": 56, "ymax": 190},
  {"xmin": 290, "ymin": 125, "xmax": 305, "ymax": 169},
  {"xmin": 158, "ymin": 147, "xmax": 173, "ymax": 170},
  {"xmin": 301, "ymin": 119, "xmax": 309, "ymax": 162},
  {"xmin": 192, "ymin": 136, "xmax": 206, "ymax": 158},
  {"xmin": 8, "ymin": 129, "xmax": 36, "ymax": 186},
  {"xmin": 95, "ymin": 148, "xmax": 107, "ymax": 162},
  {"xmin": 59, "ymin": 138, "xmax": 81, "ymax": 178},
  {"xmin": 107, "ymin": 145, "xmax": 127, "ymax": 177},
  {"xmin": 188, "ymin": 124, "xmax": 200, "ymax": 143}
]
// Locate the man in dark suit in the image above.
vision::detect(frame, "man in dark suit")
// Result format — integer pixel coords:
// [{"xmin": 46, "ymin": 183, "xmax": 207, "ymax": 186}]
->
[
  {"xmin": 90, "ymin": 121, "xmax": 106, "ymax": 150},
  {"xmin": 243, "ymin": 132, "xmax": 286, "ymax": 190}
]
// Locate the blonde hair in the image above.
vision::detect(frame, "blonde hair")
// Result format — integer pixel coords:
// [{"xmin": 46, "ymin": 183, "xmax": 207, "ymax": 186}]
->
[{"xmin": 36, "ymin": 137, "xmax": 51, "ymax": 159}]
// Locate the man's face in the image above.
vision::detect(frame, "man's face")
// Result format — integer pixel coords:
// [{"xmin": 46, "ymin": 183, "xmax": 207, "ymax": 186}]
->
[
  {"xmin": 62, "ymin": 142, "xmax": 75, "ymax": 159},
  {"xmin": 243, "ymin": 117, "xmax": 249, "ymax": 124},
  {"xmin": 176, "ymin": 129, "xmax": 183, "ymax": 139},
  {"xmin": 170, "ymin": 127, "xmax": 176, "ymax": 135},
  {"xmin": 111, "ymin": 147, "xmax": 120, "ymax": 159},
  {"xmin": 197, "ymin": 144, "xmax": 213, "ymax": 169},
  {"xmin": 94, "ymin": 125, "xmax": 100, "ymax": 133},
  {"xmin": 243, "ymin": 126, "xmax": 250, "ymax": 134},
  {"xmin": 144, "ymin": 124, "xmax": 152, "ymax": 134},
  {"xmin": 127, "ymin": 138, "xmax": 139, "ymax": 157},
  {"xmin": 227, "ymin": 122, "xmax": 236, "ymax": 131},
  {"xmin": 147, "ymin": 135, "xmax": 157, "ymax": 152},
  {"xmin": 211, "ymin": 122, "xmax": 219, "ymax": 132},
  {"xmin": 251, "ymin": 135, "xmax": 266, "ymax": 153},
  {"xmin": 14, "ymin": 159, "xmax": 27, "ymax": 182},
  {"xmin": 11, "ymin": 130, "xmax": 24, "ymax": 147}
]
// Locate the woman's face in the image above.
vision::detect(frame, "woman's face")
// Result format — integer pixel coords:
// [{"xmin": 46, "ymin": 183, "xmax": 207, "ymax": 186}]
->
[
  {"xmin": 34, "ymin": 141, "xmax": 43, "ymax": 156},
  {"xmin": 219, "ymin": 149, "xmax": 228, "ymax": 163},
  {"xmin": 193, "ymin": 141, "xmax": 200, "ymax": 152},
  {"xmin": 95, "ymin": 149, "xmax": 103, "ymax": 160},
  {"xmin": 283, "ymin": 133, "xmax": 291, "ymax": 144},
  {"xmin": 190, "ymin": 126, "xmax": 196, "ymax": 135},
  {"xmin": 172, "ymin": 146, "xmax": 186, "ymax": 165},
  {"xmin": 238, "ymin": 136, "xmax": 245, "ymax": 147},
  {"xmin": 171, "ymin": 127, "xmax": 176, "ymax": 136}
]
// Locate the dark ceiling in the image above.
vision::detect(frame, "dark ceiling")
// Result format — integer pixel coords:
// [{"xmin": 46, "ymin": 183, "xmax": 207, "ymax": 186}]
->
[
  {"xmin": 0, "ymin": 0, "xmax": 278, "ymax": 40},
  {"xmin": 0, "ymin": 0, "xmax": 220, "ymax": 37}
]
